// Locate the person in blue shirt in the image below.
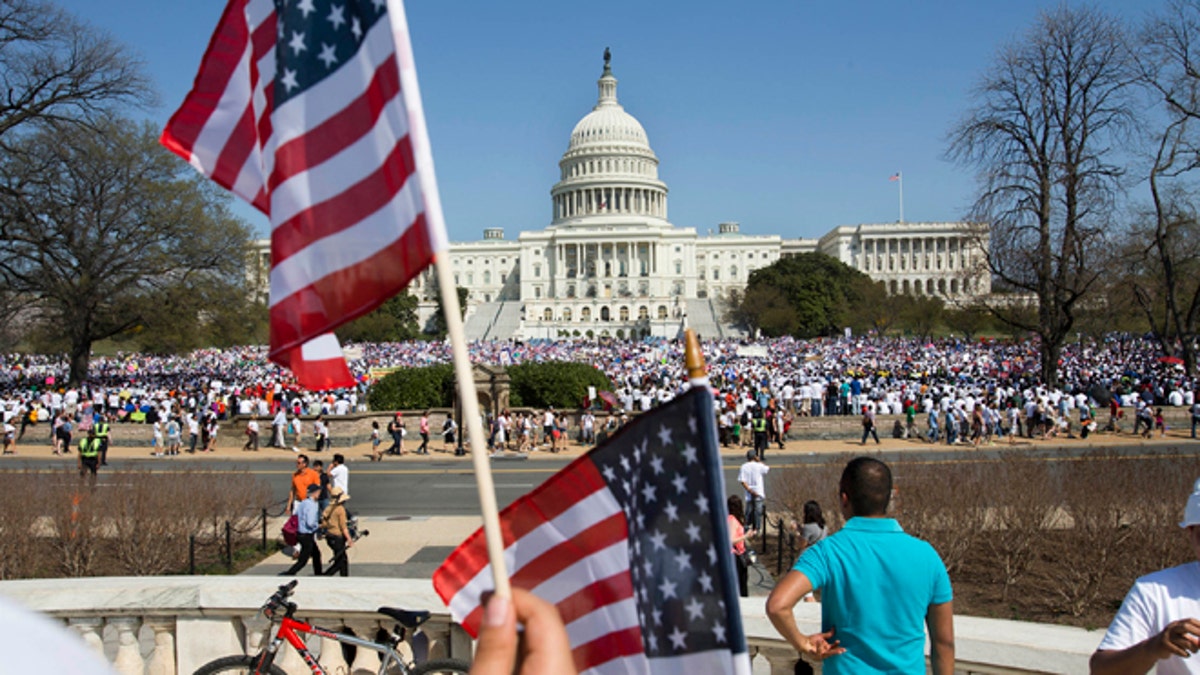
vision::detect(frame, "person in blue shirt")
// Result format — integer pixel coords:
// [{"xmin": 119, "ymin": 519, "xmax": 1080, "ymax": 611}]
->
[
  {"xmin": 280, "ymin": 483, "xmax": 323, "ymax": 576},
  {"xmin": 766, "ymin": 456, "xmax": 955, "ymax": 674}
]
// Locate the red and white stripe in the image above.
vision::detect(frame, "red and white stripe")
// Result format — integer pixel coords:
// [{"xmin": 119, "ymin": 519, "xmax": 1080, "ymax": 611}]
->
[
  {"xmin": 434, "ymin": 457, "xmax": 649, "ymax": 673},
  {"xmin": 162, "ymin": 0, "xmax": 443, "ymax": 390}
]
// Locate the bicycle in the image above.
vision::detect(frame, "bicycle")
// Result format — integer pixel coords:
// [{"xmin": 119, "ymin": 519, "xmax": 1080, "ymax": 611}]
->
[{"xmin": 193, "ymin": 580, "xmax": 471, "ymax": 675}]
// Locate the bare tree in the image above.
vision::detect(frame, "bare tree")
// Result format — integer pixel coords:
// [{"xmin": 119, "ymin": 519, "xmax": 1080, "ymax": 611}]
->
[
  {"xmin": 0, "ymin": 118, "xmax": 251, "ymax": 384},
  {"xmin": 1127, "ymin": 0, "xmax": 1200, "ymax": 375},
  {"xmin": 0, "ymin": 0, "xmax": 154, "ymax": 145},
  {"xmin": 948, "ymin": 6, "xmax": 1137, "ymax": 387}
]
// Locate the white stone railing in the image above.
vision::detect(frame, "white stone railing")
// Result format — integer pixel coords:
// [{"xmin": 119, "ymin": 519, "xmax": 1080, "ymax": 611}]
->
[{"xmin": 0, "ymin": 577, "xmax": 1102, "ymax": 674}]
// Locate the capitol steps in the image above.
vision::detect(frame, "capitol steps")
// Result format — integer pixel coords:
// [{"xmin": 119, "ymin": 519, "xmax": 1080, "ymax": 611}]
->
[
  {"xmin": 463, "ymin": 301, "xmax": 502, "ymax": 341},
  {"xmin": 684, "ymin": 298, "xmax": 724, "ymax": 341},
  {"xmin": 486, "ymin": 301, "xmax": 523, "ymax": 340}
]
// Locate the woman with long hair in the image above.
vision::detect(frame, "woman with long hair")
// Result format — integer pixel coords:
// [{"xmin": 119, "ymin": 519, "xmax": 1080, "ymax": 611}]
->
[{"xmin": 727, "ymin": 495, "xmax": 757, "ymax": 598}]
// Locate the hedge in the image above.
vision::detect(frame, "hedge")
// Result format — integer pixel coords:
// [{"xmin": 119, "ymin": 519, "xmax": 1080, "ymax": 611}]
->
[
  {"xmin": 368, "ymin": 364, "xmax": 454, "ymax": 411},
  {"xmin": 507, "ymin": 361, "xmax": 613, "ymax": 410}
]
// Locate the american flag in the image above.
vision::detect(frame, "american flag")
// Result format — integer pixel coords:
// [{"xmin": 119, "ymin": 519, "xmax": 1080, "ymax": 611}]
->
[
  {"xmin": 161, "ymin": 0, "xmax": 444, "ymax": 390},
  {"xmin": 433, "ymin": 386, "xmax": 752, "ymax": 674},
  {"xmin": 888, "ymin": 172, "xmax": 901, "ymax": 182}
]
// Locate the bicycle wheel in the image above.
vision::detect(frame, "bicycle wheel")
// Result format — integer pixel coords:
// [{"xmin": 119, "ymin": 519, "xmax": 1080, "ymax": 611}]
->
[
  {"xmin": 192, "ymin": 654, "xmax": 286, "ymax": 675},
  {"xmin": 410, "ymin": 657, "xmax": 471, "ymax": 675}
]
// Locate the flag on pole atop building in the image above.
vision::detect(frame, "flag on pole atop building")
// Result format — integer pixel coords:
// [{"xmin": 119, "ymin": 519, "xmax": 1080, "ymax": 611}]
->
[
  {"xmin": 889, "ymin": 172, "xmax": 901, "ymax": 182},
  {"xmin": 433, "ymin": 385, "xmax": 752, "ymax": 675},
  {"xmin": 161, "ymin": 0, "xmax": 446, "ymax": 390}
]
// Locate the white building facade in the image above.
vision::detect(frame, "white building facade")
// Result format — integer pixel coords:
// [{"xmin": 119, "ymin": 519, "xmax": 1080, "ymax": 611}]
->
[{"xmin": 253, "ymin": 53, "xmax": 990, "ymax": 340}]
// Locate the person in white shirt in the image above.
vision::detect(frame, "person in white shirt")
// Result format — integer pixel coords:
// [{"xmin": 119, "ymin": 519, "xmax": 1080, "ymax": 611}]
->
[
  {"xmin": 1092, "ymin": 478, "xmax": 1200, "ymax": 675},
  {"xmin": 738, "ymin": 451, "xmax": 770, "ymax": 532},
  {"xmin": 328, "ymin": 453, "xmax": 349, "ymax": 493}
]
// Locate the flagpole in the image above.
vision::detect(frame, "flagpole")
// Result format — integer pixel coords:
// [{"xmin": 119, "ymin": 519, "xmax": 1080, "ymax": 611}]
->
[
  {"xmin": 898, "ymin": 172, "xmax": 905, "ymax": 223},
  {"xmin": 684, "ymin": 329, "xmax": 708, "ymax": 387},
  {"xmin": 387, "ymin": 0, "xmax": 510, "ymax": 598}
]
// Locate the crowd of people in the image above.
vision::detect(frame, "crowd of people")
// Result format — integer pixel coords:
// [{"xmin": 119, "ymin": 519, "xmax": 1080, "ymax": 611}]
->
[{"xmin": 0, "ymin": 334, "xmax": 1197, "ymax": 460}]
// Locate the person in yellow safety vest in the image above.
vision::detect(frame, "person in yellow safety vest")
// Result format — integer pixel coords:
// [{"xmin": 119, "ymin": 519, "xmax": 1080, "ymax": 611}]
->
[
  {"xmin": 78, "ymin": 427, "xmax": 101, "ymax": 479},
  {"xmin": 94, "ymin": 415, "xmax": 111, "ymax": 466},
  {"xmin": 752, "ymin": 408, "xmax": 769, "ymax": 460}
]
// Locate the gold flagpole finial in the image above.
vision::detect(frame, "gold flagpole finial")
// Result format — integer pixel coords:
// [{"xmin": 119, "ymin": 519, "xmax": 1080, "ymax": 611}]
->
[{"xmin": 684, "ymin": 328, "xmax": 706, "ymax": 382}]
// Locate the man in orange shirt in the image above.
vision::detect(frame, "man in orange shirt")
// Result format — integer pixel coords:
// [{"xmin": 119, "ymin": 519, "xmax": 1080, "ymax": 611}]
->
[{"xmin": 288, "ymin": 454, "xmax": 321, "ymax": 514}]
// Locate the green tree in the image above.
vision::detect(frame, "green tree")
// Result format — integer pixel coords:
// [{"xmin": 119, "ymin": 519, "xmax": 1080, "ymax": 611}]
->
[
  {"xmin": 899, "ymin": 295, "xmax": 945, "ymax": 341},
  {"xmin": 943, "ymin": 304, "xmax": 992, "ymax": 341},
  {"xmin": 947, "ymin": 6, "xmax": 1136, "ymax": 388},
  {"xmin": 734, "ymin": 253, "xmax": 871, "ymax": 338},
  {"xmin": 428, "ymin": 285, "xmax": 469, "ymax": 337},
  {"xmin": 0, "ymin": 117, "xmax": 252, "ymax": 383},
  {"xmin": 337, "ymin": 292, "xmax": 419, "ymax": 343}
]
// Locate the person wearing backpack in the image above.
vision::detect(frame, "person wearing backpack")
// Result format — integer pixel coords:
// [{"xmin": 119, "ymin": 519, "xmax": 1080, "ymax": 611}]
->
[{"xmin": 321, "ymin": 486, "xmax": 354, "ymax": 577}]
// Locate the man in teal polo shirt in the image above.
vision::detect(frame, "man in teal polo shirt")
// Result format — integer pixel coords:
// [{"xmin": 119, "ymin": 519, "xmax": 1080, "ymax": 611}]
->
[{"xmin": 766, "ymin": 456, "xmax": 955, "ymax": 674}]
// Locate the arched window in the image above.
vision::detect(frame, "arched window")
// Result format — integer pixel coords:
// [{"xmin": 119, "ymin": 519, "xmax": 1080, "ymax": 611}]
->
[
  {"xmin": 543, "ymin": 308, "xmax": 552, "ymax": 321},
  {"xmin": 619, "ymin": 306, "xmax": 629, "ymax": 321},
  {"xmin": 951, "ymin": 279, "xmax": 959, "ymax": 295},
  {"xmin": 889, "ymin": 280, "xmax": 898, "ymax": 294},
  {"xmin": 563, "ymin": 308, "xmax": 572, "ymax": 321},
  {"xmin": 938, "ymin": 279, "xmax": 946, "ymax": 295},
  {"xmin": 581, "ymin": 307, "xmax": 591, "ymax": 321},
  {"xmin": 638, "ymin": 306, "xmax": 649, "ymax": 320},
  {"xmin": 731, "ymin": 266, "xmax": 738, "ymax": 280},
  {"xmin": 484, "ymin": 271, "xmax": 491, "ymax": 285},
  {"xmin": 657, "ymin": 305, "xmax": 668, "ymax": 319},
  {"xmin": 601, "ymin": 306, "xmax": 611, "ymax": 321},
  {"xmin": 902, "ymin": 279, "xmax": 910, "ymax": 294}
]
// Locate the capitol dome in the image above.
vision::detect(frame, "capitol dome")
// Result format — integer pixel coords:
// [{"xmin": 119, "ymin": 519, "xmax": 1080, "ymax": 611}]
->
[{"xmin": 550, "ymin": 50, "xmax": 669, "ymax": 226}]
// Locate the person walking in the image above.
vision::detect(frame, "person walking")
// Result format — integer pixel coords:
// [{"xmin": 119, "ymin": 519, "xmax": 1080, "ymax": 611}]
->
[
  {"xmin": 94, "ymin": 415, "xmax": 111, "ymax": 465},
  {"xmin": 280, "ymin": 483, "xmax": 323, "ymax": 576},
  {"xmin": 243, "ymin": 415, "xmax": 260, "ymax": 452},
  {"xmin": 751, "ymin": 407, "xmax": 768, "ymax": 459},
  {"xmin": 370, "ymin": 421, "xmax": 383, "ymax": 462},
  {"xmin": 417, "ymin": 411, "xmax": 430, "ymax": 455},
  {"xmin": 727, "ymin": 495, "xmax": 757, "ymax": 598},
  {"xmin": 860, "ymin": 405, "xmax": 880, "ymax": 445},
  {"xmin": 77, "ymin": 426, "xmax": 102, "ymax": 481},
  {"xmin": 328, "ymin": 453, "xmax": 349, "ymax": 494},
  {"xmin": 766, "ymin": 456, "xmax": 954, "ymax": 674},
  {"xmin": 321, "ymin": 486, "xmax": 354, "ymax": 577},
  {"xmin": 271, "ymin": 407, "xmax": 288, "ymax": 448},
  {"xmin": 1091, "ymin": 477, "xmax": 1200, "ymax": 674},
  {"xmin": 312, "ymin": 415, "xmax": 328, "ymax": 453},
  {"xmin": 287, "ymin": 454, "xmax": 321, "ymax": 515},
  {"xmin": 386, "ymin": 413, "xmax": 404, "ymax": 455}
]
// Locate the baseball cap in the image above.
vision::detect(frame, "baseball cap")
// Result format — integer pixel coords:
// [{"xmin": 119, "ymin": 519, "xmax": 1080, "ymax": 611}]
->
[{"xmin": 1180, "ymin": 477, "xmax": 1200, "ymax": 528}]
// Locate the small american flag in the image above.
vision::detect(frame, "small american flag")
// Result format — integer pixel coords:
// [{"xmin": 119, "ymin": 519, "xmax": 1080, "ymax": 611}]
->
[
  {"xmin": 434, "ymin": 386, "xmax": 752, "ymax": 674},
  {"xmin": 888, "ymin": 172, "xmax": 901, "ymax": 182},
  {"xmin": 162, "ymin": 0, "xmax": 444, "ymax": 390}
]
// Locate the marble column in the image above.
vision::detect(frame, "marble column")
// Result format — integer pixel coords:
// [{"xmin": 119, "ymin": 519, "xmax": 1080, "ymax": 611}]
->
[
  {"xmin": 144, "ymin": 617, "xmax": 177, "ymax": 675},
  {"xmin": 109, "ymin": 616, "xmax": 145, "ymax": 675}
]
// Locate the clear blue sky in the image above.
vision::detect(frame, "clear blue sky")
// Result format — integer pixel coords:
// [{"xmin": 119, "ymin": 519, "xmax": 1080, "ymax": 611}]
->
[{"xmin": 57, "ymin": 0, "xmax": 1155, "ymax": 241}]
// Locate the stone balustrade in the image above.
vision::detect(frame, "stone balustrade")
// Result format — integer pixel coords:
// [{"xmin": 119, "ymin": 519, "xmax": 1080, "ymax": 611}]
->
[{"xmin": 0, "ymin": 576, "xmax": 1102, "ymax": 674}]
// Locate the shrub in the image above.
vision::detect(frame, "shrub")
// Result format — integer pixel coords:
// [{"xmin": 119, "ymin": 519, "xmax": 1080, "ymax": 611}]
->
[
  {"xmin": 507, "ymin": 361, "xmax": 613, "ymax": 409},
  {"xmin": 0, "ymin": 470, "xmax": 45, "ymax": 579},
  {"xmin": 368, "ymin": 364, "xmax": 454, "ymax": 411}
]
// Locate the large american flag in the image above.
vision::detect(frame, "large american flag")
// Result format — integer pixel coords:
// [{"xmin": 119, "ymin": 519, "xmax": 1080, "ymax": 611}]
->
[
  {"xmin": 434, "ymin": 386, "xmax": 752, "ymax": 674},
  {"xmin": 161, "ymin": 0, "xmax": 444, "ymax": 390}
]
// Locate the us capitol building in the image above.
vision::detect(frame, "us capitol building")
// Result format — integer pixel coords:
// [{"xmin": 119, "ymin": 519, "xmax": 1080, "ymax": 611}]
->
[{"xmin": 254, "ymin": 52, "xmax": 990, "ymax": 341}]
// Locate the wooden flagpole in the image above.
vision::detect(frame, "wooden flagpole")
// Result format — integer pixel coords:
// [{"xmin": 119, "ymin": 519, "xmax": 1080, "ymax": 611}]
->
[
  {"xmin": 387, "ymin": 0, "xmax": 510, "ymax": 598},
  {"xmin": 684, "ymin": 328, "xmax": 708, "ymax": 386}
]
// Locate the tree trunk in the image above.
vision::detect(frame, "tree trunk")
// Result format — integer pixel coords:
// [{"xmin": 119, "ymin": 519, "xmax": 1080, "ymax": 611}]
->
[{"xmin": 68, "ymin": 338, "xmax": 91, "ymax": 387}]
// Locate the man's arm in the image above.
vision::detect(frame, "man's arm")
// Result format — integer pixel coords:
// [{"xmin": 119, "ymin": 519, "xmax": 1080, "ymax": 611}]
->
[
  {"xmin": 1090, "ymin": 619, "xmax": 1200, "ymax": 675},
  {"xmin": 765, "ymin": 571, "xmax": 844, "ymax": 661},
  {"xmin": 925, "ymin": 601, "xmax": 955, "ymax": 675}
]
